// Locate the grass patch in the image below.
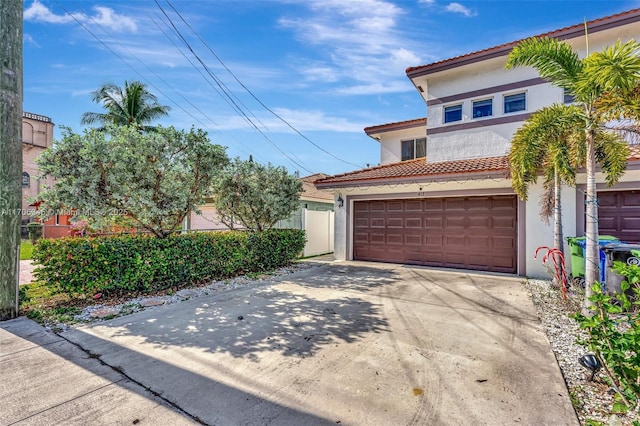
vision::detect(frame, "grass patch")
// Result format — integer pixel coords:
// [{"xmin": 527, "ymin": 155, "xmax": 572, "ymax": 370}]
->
[
  {"xmin": 19, "ymin": 281, "xmax": 81, "ymax": 324},
  {"xmin": 20, "ymin": 241, "xmax": 34, "ymax": 260}
]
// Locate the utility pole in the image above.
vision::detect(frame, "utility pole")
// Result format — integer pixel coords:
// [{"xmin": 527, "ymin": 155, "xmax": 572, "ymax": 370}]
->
[{"xmin": 0, "ymin": 0, "xmax": 23, "ymax": 320}]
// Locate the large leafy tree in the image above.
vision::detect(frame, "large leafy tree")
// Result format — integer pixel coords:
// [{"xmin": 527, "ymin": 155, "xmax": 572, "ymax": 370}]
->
[
  {"xmin": 37, "ymin": 125, "xmax": 228, "ymax": 238},
  {"xmin": 506, "ymin": 37, "xmax": 640, "ymax": 309},
  {"xmin": 213, "ymin": 158, "xmax": 302, "ymax": 232},
  {"xmin": 81, "ymin": 81, "xmax": 170, "ymax": 132},
  {"xmin": 509, "ymin": 104, "xmax": 585, "ymax": 260}
]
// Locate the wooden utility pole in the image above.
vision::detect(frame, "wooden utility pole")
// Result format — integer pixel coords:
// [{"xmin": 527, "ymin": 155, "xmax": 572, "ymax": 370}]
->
[{"xmin": 0, "ymin": 0, "xmax": 23, "ymax": 320}]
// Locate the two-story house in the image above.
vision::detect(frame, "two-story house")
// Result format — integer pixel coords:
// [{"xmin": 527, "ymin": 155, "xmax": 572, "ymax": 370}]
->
[
  {"xmin": 316, "ymin": 8, "xmax": 640, "ymax": 278},
  {"xmin": 22, "ymin": 112, "xmax": 55, "ymax": 232}
]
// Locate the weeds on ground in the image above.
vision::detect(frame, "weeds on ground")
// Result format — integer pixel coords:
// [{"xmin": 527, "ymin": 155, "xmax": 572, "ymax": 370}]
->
[{"xmin": 573, "ymin": 264, "xmax": 640, "ymax": 414}]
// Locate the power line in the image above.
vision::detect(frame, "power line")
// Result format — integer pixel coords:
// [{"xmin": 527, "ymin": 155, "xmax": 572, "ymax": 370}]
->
[
  {"xmin": 154, "ymin": 0, "xmax": 313, "ymax": 174},
  {"xmin": 164, "ymin": 0, "xmax": 364, "ymax": 170}
]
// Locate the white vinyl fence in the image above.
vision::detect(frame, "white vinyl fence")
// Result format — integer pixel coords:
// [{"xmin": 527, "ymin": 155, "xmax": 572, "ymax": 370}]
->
[{"xmin": 302, "ymin": 209, "xmax": 334, "ymax": 257}]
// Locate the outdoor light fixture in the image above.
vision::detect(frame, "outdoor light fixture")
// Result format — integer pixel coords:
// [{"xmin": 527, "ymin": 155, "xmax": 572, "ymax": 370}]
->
[
  {"xmin": 578, "ymin": 353, "xmax": 601, "ymax": 381},
  {"xmin": 337, "ymin": 194, "xmax": 344, "ymax": 208}
]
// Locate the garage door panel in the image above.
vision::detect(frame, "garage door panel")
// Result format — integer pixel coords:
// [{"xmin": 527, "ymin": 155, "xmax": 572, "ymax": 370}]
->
[
  {"xmin": 493, "ymin": 236, "xmax": 516, "ymax": 249},
  {"xmin": 468, "ymin": 216, "xmax": 490, "ymax": 228},
  {"xmin": 444, "ymin": 199, "xmax": 465, "ymax": 210},
  {"xmin": 370, "ymin": 218, "xmax": 385, "ymax": 228},
  {"xmin": 426, "ymin": 217, "xmax": 443, "ymax": 228},
  {"xmin": 387, "ymin": 218, "xmax": 403, "ymax": 228},
  {"xmin": 445, "ymin": 216, "xmax": 465, "ymax": 228},
  {"xmin": 387, "ymin": 233, "xmax": 403, "ymax": 244},
  {"xmin": 467, "ymin": 235, "xmax": 491, "ymax": 249},
  {"xmin": 493, "ymin": 216, "xmax": 516, "ymax": 229},
  {"xmin": 387, "ymin": 201, "xmax": 404, "ymax": 212},
  {"xmin": 405, "ymin": 218, "xmax": 422, "ymax": 228},
  {"xmin": 370, "ymin": 233, "xmax": 385, "ymax": 243},
  {"xmin": 370, "ymin": 201, "xmax": 386, "ymax": 212},
  {"xmin": 405, "ymin": 234, "xmax": 422, "ymax": 245},
  {"xmin": 353, "ymin": 196, "xmax": 517, "ymax": 273},
  {"xmin": 597, "ymin": 190, "xmax": 640, "ymax": 243},
  {"xmin": 405, "ymin": 200, "xmax": 423, "ymax": 211},
  {"xmin": 425, "ymin": 234, "xmax": 444, "ymax": 246}
]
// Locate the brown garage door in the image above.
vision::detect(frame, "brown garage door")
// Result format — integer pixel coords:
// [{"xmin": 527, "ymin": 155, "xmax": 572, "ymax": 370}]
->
[
  {"xmin": 598, "ymin": 190, "xmax": 640, "ymax": 243},
  {"xmin": 353, "ymin": 195, "xmax": 517, "ymax": 273}
]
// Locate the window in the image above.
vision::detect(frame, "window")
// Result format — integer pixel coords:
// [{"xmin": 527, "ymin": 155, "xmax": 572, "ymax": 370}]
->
[
  {"xmin": 504, "ymin": 92, "xmax": 526, "ymax": 114},
  {"xmin": 472, "ymin": 99, "xmax": 492, "ymax": 118},
  {"xmin": 563, "ymin": 88, "xmax": 575, "ymax": 104},
  {"xmin": 444, "ymin": 104, "xmax": 462, "ymax": 123},
  {"xmin": 401, "ymin": 138, "xmax": 427, "ymax": 161}
]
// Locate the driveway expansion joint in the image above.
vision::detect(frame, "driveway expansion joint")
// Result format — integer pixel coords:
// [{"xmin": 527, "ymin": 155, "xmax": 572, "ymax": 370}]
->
[{"xmin": 55, "ymin": 331, "xmax": 208, "ymax": 425}]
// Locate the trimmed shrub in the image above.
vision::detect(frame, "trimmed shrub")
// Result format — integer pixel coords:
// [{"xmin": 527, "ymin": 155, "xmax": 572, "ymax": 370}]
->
[
  {"xmin": 248, "ymin": 229, "xmax": 306, "ymax": 271},
  {"xmin": 27, "ymin": 222, "xmax": 43, "ymax": 244},
  {"xmin": 32, "ymin": 229, "xmax": 304, "ymax": 296}
]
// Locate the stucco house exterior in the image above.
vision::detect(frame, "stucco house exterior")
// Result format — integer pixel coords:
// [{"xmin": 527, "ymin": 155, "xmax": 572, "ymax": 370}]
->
[{"xmin": 316, "ymin": 8, "xmax": 640, "ymax": 278}]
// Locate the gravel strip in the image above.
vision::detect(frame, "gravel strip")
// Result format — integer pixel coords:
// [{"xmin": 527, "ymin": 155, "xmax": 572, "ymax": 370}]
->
[
  {"xmin": 523, "ymin": 278, "xmax": 638, "ymax": 426},
  {"xmin": 46, "ymin": 261, "xmax": 323, "ymax": 330}
]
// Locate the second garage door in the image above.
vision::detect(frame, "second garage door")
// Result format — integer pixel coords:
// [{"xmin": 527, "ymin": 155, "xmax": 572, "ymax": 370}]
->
[
  {"xmin": 353, "ymin": 195, "xmax": 517, "ymax": 273},
  {"xmin": 598, "ymin": 190, "xmax": 640, "ymax": 243}
]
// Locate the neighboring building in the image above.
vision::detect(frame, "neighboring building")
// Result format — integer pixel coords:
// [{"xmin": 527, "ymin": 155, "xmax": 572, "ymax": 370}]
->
[
  {"xmin": 21, "ymin": 112, "xmax": 55, "ymax": 235},
  {"xmin": 188, "ymin": 174, "xmax": 335, "ymax": 256},
  {"xmin": 316, "ymin": 8, "xmax": 640, "ymax": 278},
  {"xmin": 275, "ymin": 173, "xmax": 334, "ymax": 229}
]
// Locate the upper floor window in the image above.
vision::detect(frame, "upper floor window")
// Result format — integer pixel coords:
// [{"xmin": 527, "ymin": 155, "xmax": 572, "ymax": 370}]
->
[
  {"xmin": 401, "ymin": 138, "xmax": 426, "ymax": 161},
  {"xmin": 504, "ymin": 92, "xmax": 526, "ymax": 114},
  {"xmin": 472, "ymin": 99, "xmax": 493, "ymax": 118},
  {"xmin": 444, "ymin": 104, "xmax": 462, "ymax": 123},
  {"xmin": 563, "ymin": 88, "xmax": 575, "ymax": 104}
]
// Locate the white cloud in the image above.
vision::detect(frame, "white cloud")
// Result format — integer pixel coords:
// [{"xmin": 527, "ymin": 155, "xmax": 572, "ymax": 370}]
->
[
  {"xmin": 418, "ymin": 0, "xmax": 436, "ymax": 4},
  {"xmin": 278, "ymin": 0, "xmax": 426, "ymax": 95},
  {"xmin": 444, "ymin": 2, "xmax": 475, "ymax": 17},
  {"xmin": 90, "ymin": 6, "xmax": 137, "ymax": 33},
  {"xmin": 24, "ymin": 0, "xmax": 137, "ymax": 33},
  {"xmin": 23, "ymin": 33, "xmax": 40, "ymax": 47}
]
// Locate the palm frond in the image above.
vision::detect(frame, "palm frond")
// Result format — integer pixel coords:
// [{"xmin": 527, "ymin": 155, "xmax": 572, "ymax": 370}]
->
[{"xmin": 506, "ymin": 37, "xmax": 583, "ymax": 89}]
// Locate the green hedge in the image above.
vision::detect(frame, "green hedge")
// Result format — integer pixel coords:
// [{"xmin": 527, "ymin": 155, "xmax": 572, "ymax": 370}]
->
[{"xmin": 32, "ymin": 229, "xmax": 305, "ymax": 296}]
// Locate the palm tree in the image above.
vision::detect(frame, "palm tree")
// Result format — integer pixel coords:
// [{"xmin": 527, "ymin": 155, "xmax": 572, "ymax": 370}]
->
[
  {"xmin": 509, "ymin": 104, "xmax": 584, "ymax": 266},
  {"xmin": 506, "ymin": 37, "xmax": 640, "ymax": 310},
  {"xmin": 81, "ymin": 81, "xmax": 170, "ymax": 132}
]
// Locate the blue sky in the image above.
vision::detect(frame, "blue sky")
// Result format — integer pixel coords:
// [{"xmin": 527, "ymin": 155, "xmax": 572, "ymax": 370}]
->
[{"xmin": 23, "ymin": 0, "xmax": 638, "ymax": 176}]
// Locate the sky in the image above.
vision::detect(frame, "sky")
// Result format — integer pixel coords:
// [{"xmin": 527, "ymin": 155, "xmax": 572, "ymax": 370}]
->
[{"xmin": 22, "ymin": 0, "xmax": 640, "ymax": 176}]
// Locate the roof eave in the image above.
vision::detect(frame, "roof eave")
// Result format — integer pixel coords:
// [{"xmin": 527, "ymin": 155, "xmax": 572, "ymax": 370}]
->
[{"xmin": 315, "ymin": 169, "xmax": 510, "ymax": 190}]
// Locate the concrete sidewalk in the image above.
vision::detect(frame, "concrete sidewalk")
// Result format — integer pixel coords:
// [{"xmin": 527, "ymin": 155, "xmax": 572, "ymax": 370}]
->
[{"xmin": 0, "ymin": 317, "xmax": 195, "ymax": 425}]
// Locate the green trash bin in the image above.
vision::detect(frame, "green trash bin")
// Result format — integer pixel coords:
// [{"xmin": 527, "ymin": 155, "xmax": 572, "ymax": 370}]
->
[{"xmin": 566, "ymin": 235, "xmax": 619, "ymax": 280}]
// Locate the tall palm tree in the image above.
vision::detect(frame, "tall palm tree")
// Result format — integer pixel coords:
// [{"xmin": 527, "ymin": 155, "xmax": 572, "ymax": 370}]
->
[
  {"xmin": 506, "ymin": 37, "xmax": 640, "ymax": 310},
  {"xmin": 509, "ymin": 104, "xmax": 585, "ymax": 262},
  {"xmin": 81, "ymin": 80, "xmax": 171, "ymax": 132}
]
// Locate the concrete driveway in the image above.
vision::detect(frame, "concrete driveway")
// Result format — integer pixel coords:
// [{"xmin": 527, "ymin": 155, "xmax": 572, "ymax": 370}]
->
[{"xmin": 4, "ymin": 261, "xmax": 578, "ymax": 425}]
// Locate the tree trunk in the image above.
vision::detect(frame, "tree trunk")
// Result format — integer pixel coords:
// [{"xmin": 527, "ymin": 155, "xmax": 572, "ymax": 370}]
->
[
  {"xmin": 553, "ymin": 168, "xmax": 564, "ymax": 286},
  {"xmin": 583, "ymin": 128, "xmax": 599, "ymax": 313},
  {"xmin": 0, "ymin": 0, "xmax": 23, "ymax": 321}
]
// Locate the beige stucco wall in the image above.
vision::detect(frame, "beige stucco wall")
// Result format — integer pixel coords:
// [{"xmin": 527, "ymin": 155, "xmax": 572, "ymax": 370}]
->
[{"xmin": 375, "ymin": 126, "xmax": 427, "ymax": 165}]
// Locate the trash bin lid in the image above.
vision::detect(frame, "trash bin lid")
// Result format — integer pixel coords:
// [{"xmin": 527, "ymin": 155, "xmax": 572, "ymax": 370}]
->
[
  {"xmin": 601, "ymin": 243, "xmax": 640, "ymax": 253},
  {"xmin": 576, "ymin": 238, "xmax": 620, "ymax": 249}
]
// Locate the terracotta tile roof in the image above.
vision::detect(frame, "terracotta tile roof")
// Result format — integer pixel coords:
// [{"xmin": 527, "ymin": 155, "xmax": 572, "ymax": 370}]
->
[
  {"xmin": 300, "ymin": 173, "xmax": 333, "ymax": 201},
  {"xmin": 316, "ymin": 145, "xmax": 640, "ymax": 188},
  {"xmin": 315, "ymin": 156, "xmax": 510, "ymax": 188},
  {"xmin": 406, "ymin": 8, "xmax": 640, "ymax": 78},
  {"xmin": 364, "ymin": 117, "xmax": 426, "ymax": 135}
]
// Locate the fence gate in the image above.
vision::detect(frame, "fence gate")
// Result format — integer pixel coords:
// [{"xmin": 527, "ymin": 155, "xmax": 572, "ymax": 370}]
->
[{"xmin": 302, "ymin": 209, "xmax": 334, "ymax": 257}]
